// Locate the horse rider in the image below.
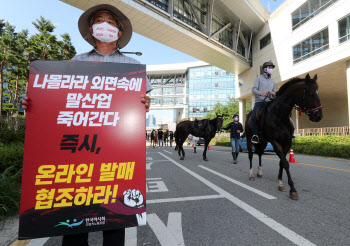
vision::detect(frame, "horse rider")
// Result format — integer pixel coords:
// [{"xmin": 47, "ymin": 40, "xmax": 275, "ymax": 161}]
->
[
  {"xmin": 22, "ymin": 4, "xmax": 152, "ymax": 246},
  {"xmin": 224, "ymin": 113, "xmax": 243, "ymax": 164},
  {"xmin": 251, "ymin": 61, "xmax": 276, "ymax": 144}
]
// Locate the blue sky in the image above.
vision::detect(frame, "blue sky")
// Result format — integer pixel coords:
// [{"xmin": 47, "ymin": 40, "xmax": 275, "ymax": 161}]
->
[{"xmin": 1, "ymin": 0, "xmax": 285, "ymax": 65}]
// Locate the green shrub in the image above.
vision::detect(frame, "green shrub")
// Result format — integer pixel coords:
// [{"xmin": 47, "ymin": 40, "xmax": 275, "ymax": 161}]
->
[
  {"xmin": 0, "ymin": 166, "xmax": 22, "ymax": 221},
  {"xmin": 0, "ymin": 130, "xmax": 25, "ymax": 219},
  {"xmin": 211, "ymin": 135, "xmax": 231, "ymax": 146},
  {"xmin": 0, "ymin": 130, "xmax": 25, "ymax": 144},
  {"xmin": 293, "ymin": 135, "xmax": 350, "ymax": 159},
  {"xmin": 0, "ymin": 142, "xmax": 24, "ymax": 174}
]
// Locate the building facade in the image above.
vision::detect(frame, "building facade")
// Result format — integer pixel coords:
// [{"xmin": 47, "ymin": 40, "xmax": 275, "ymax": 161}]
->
[
  {"xmin": 146, "ymin": 61, "xmax": 238, "ymax": 131},
  {"xmin": 62, "ymin": 0, "xmax": 350, "ymax": 130}
]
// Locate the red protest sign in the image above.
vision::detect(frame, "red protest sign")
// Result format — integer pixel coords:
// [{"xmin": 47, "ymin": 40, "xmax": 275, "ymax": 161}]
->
[{"xmin": 19, "ymin": 60, "xmax": 146, "ymax": 239}]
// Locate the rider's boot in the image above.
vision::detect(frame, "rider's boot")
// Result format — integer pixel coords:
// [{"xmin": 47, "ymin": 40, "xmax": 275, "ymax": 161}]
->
[{"xmin": 194, "ymin": 147, "xmax": 197, "ymax": 153}]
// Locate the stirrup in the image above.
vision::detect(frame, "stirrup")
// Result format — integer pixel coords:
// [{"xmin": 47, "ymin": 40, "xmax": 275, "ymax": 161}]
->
[{"xmin": 252, "ymin": 135, "xmax": 259, "ymax": 144}]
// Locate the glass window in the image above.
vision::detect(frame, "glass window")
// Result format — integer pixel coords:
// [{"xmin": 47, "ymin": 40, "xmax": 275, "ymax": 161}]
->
[
  {"xmin": 260, "ymin": 33, "xmax": 271, "ymax": 50},
  {"xmin": 163, "ymin": 87, "xmax": 174, "ymax": 95},
  {"xmin": 293, "ymin": 28, "xmax": 329, "ymax": 64},
  {"xmin": 175, "ymin": 87, "xmax": 184, "ymax": 94},
  {"xmin": 339, "ymin": 15, "xmax": 350, "ymax": 44},
  {"xmin": 292, "ymin": 0, "xmax": 338, "ymax": 30}
]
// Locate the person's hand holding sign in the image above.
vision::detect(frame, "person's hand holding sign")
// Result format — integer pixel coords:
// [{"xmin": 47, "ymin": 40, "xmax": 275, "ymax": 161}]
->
[
  {"xmin": 22, "ymin": 95, "xmax": 151, "ymax": 111},
  {"xmin": 123, "ymin": 189, "xmax": 144, "ymax": 208},
  {"xmin": 141, "ymin": 95, "xmax": 150, "ymax": 112}
]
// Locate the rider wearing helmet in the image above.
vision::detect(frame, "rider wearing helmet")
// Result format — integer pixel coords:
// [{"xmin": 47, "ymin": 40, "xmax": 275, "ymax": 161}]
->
[
  {"xmin": 224, "ymin": 113, "xmax": 243, "ymax": 164},
  {"xmin": 251, "ymin": 61, "xmax": 276, "ymax": 144}
]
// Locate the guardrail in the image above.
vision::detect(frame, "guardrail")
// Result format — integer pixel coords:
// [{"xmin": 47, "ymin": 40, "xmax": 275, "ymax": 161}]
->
[{"xmin": 294, "ymin": 126, "xmax": 350, "ymax": 136}]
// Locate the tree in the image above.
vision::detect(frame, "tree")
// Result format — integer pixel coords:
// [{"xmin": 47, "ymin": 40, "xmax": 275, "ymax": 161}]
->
[
  {"xmin": 205, "ymin": 98, "xmax": 252, "ymax": 128},
  {"xmin": 0, "ymin": 17, "xmax": 76, "ymax": 115},
  {"xmin": 0, "ymin": 22, "xmax": 17, "ymax": 115}
]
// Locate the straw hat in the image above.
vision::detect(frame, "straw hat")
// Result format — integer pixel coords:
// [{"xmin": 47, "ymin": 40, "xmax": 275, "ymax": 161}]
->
[{"xmin": 78, "ymin": 4, "xmax": 132, "ymax": 49}]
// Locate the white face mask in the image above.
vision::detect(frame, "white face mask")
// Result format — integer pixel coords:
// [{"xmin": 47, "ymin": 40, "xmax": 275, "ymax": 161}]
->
[
  {"xmin": 92, "ymin": 22, "xmax": 119, "ymax": 43},
  {"xmin": 266, "ymin": 68, "xmax": 273, "ymax": 75},
  {"xmin": 234, "ymin": 117, "xmax": 239, "ymax": 121}
]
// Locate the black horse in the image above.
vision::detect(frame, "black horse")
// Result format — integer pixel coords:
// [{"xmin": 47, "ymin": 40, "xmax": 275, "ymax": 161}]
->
[
  {"xmin": 174, "ymin": 115, "xmax": 223, "ymax": 161},
  {"xmin": 245, "ymin": 74, "xmax": 322, "ymax": 200}
]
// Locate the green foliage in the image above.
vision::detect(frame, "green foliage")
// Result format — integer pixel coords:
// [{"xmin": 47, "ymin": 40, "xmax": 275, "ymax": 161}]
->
[
  {"xmin": 205, "ymin": 97, "xmax": 252, "ymax": 129},
  {"xmin": 0, "ymin": 17, "xmax": 76, "ymax": 115},
  {"xmin": 209, "ymin": 135, "xmax": 231, "ymax": 146},
  {"xmin": 293, "ymin": 135, "xmax": 350, "ymax": 159},
  {"xmin": 0, "ymin": 130, "xmax": 24, "ymax": 219},
  {"xmin": 0, "ymin": 166, "xmax": 22, "ymax": 220}
]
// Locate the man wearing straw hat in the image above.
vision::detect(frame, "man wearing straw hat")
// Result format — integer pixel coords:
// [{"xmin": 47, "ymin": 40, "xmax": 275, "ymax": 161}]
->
[{"xmin": 22, "ymin": 4, "xmax": 152, "ymax": 246}]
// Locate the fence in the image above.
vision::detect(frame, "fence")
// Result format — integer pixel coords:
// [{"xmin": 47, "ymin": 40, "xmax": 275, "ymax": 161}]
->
[
  {"xmin": 216, "ymin": 127, "xmax": 350, "ymax": 137},
  {"xmin": 0, "ymin": 116, "xmax": 26, "ymax": 131},
  {"xmin": 294, "ymin": 126, "xmax": 350, "ymax": 136}
]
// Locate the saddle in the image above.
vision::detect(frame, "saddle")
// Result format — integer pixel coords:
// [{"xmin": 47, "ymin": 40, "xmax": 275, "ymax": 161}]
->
[{"xmin": 193, "ymin": 118, "xmax": 208, "ymax": 130}]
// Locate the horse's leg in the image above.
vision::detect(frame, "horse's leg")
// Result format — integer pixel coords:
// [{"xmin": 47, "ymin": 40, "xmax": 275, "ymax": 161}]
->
[
  {"xmin": 278, "ymin": 160, "xmax": 286, "ymax": 192},
  {"xmin": 271, "ymin": 140, "xmax": 298, "ymax": 200},
  {"xmin": 181, "ymin": 141, "xmax": 185, "ymax": 159},
  {"xmin": 203, "ymin": 139, "xmax": 209, "ymax": 161},
  {"xmin": 257, "ymin": 151, "xmax": 263, "ymax": 178},
  {"xmin": 247, "ymin": 137, "xmax": 254, "ymax": 181}
]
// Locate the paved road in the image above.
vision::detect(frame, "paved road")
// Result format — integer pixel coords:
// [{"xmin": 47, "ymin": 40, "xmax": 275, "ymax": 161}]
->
[{"xmin": 10, "ymin": 144, "xmax": 350, "ymax": 246}]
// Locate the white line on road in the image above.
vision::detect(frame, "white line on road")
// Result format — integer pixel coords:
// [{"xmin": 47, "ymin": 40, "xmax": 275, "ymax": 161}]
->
[
  {"xmin": 163, "ymin": 150, "xmax": 173, "ymax": 154},
  {"xmin": 125, "ymin": 227, "xmax": 137, "ymax": 246},
  {"xmin": 198, "ymin": 165, "xmax": 277, "ymax": 200},
  {"xmin": 26, "ymin": 238, "xmax": 49, "ymax": 246},
  {"xmin": 147, "ymin": 194, "xmax": 225, "ymax": 204},
  {"xmin": 158, "ymin": 152, "xmax": 316, "ymax": 246},
  {"xmin": 146, "ymin": 178, "xmax": 163, "ymax": 181}
]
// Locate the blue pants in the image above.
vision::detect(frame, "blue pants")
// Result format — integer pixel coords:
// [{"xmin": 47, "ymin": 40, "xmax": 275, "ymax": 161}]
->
[
  {"xmin": 231, "ymin": 138, "xmax": 240, "ymax": 153},
  {"xmin": 252, "ymin": 102, "xmax": 263, "ymax": 136},
  {"xmin": 158, "ymin": 139, "xmax": 163, "ymax": 146}
]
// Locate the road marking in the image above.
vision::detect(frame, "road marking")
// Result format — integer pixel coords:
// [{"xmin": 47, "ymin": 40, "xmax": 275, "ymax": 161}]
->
[
  {"xmin": 125, "ymin": 227, "xmax": 137, "ymax": 246},
  {"xmin": 198, "ymin": 165, "xmax": 276, "ymax": 200},
  {"xmin": 27, "ymin": 238, "xmax": 49, "ymax": 246},
  {"xmin": 147, "ymin": 177, "xmax": 162, "ymax": 180},
  {"xmin": 212, "ymin": 149, "xmax": 350, "ymax": 173},
  {"xmin": 147, "ymin": 194, "xmax": 225, "ymax": 204},
  {"xmin": 146, "ymin": 157, "xmax": 153, "ymax": 160},
  {"xmin": 147, "ymin": 213, "xmax": 185, "ymax": 246},
  {"xmin": 147, "ymin": 180, "xmax": 169, "ymax": 193},
  {"xmin": 163, "ymin": 150, "xmax": 173, "ymax": 154},
  {"xmin": 159, "ymin": 152, "xmax": 316, "ymax": 246},
  {"xmin": 260, "ymin": 157, "xmax": 350, "ymax": 173}
]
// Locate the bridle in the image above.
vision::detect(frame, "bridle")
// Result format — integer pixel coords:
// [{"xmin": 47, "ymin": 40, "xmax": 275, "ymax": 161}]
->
[{"xmin": 293, "ymin": 86, "xmax": 322, "ymax": 116}]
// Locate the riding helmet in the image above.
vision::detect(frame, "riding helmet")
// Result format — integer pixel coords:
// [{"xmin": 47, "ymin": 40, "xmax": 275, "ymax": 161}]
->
[{"xmin": 262, "ymin": 61, "xmax": 275, "ymax": 69}]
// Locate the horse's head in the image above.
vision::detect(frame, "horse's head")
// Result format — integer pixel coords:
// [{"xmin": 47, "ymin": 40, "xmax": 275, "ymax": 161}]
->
[
  {"xmin": 216, "ymin": 115, "xmax": 224, "ymax": 129},
  {"xmin": 297, "ymin": 74, "xmax": 323, "ymax": 122}
]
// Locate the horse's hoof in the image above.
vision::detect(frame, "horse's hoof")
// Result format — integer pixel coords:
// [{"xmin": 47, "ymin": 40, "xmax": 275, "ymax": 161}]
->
[
  {"xmin": 203, "ymin": 158, "xmax": 208, "ymax": 161},
  {"xmin": 257, "ymin": 173, "xmax": 262, "ymax": 178},
  {"xmin": 249, "ymin": 177, "xmax": 255, "ymax": 181},
  {"xmin": 278, "ymin": 185, "xmax": 286, "ymax": 192},
  {"xmin": 180, "ymin": 156, "xmax": 184, "ymax": 160},
  {"xmin": 289, "ymin": 192, "xmax": 299, "ymax": 200}
]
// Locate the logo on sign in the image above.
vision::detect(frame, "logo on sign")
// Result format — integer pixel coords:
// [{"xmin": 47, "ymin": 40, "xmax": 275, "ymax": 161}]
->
[{"xmin": 54, "ymin": 219, "xmax": 84, "ymax": 228}]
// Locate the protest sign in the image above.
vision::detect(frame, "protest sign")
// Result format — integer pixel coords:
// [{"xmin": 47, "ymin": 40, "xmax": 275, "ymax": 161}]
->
[{"xmin": 19, "ymin": 60, "xmax": 146, "ymax": 239}]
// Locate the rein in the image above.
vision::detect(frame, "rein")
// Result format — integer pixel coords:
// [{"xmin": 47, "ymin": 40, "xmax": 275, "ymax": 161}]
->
[
  {"xmin": 294, "ymin": 85, "xmax": 323, "ymax": 116},
  {"xmin": 293, "ymin": 105, "xmax": 323, "ymax": 116}
]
